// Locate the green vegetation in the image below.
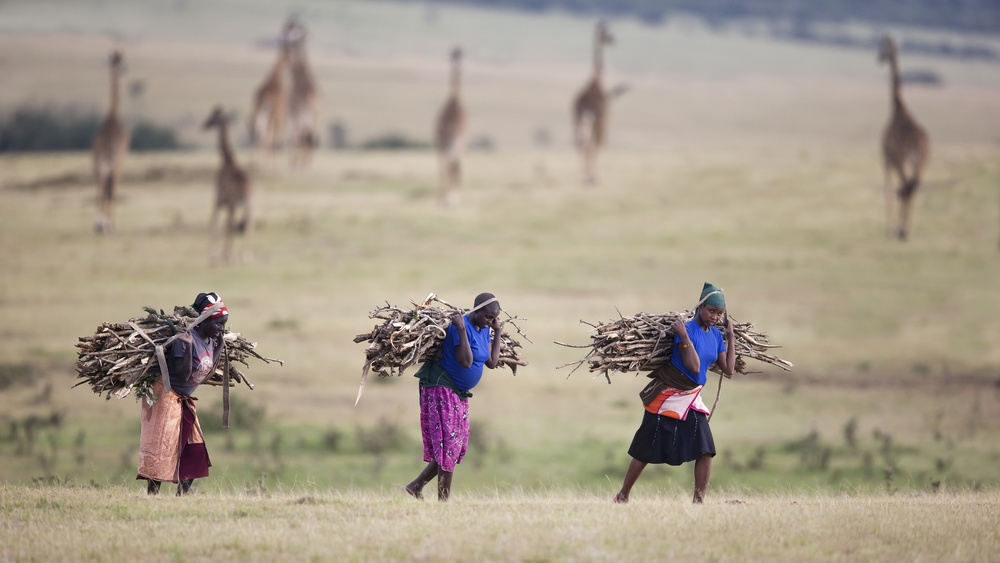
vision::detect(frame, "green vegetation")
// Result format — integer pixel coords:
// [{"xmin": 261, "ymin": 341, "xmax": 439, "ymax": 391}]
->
[{"xmin": 0, "ymin": 107, "xmax": 181, "ymax": 152}]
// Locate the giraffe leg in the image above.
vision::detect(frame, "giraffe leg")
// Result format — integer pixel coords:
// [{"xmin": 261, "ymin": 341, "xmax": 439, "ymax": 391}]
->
[
  {"xmin": 208, "ymin": 204, "xmax": 221, "ymax": 265},
  {"xmin": 224, "ymin": 206, "xmax": 236, "ymax": 263},
  {"xmin": 883, "ymin": 166, "xmax": 896, "ymax": 238},
  {"xmin": 898, "ymin": 194, "xmax": 913, "ymax": 241},
  {"xmin": 240, "ymin": 201, "xmax": 254, "ymax": 263}
]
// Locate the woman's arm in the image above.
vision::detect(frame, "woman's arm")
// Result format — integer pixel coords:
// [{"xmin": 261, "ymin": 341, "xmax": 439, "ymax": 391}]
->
[
  {"xmin": 671, "ymin": 320, "xmax": 700, "ymax": 375},
  {"xmin": 485, "ymin": 317, "xmax": 503, "ymax": 369},
  {"xmin": 171, "ymin": 338, "xmax": 193, "ymax": 383},
  {"xmin": 450, "ymin": 313, "xmax": 474, "ymax": 369},
  {"xmin": 715, "ymin": 314, "xmax": 736, "ymax": 376}
]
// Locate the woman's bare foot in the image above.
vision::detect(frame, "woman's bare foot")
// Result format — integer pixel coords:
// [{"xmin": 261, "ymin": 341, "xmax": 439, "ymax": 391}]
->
[{"xmin": 404, "ymin": 482, "xmax": 423, "ymax": 500}]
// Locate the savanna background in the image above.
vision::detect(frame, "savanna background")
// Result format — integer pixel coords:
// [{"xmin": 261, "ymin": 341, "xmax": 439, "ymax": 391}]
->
[{"xmin": 1, "ymin": 0, "xmax": 999, "ymax": 560}]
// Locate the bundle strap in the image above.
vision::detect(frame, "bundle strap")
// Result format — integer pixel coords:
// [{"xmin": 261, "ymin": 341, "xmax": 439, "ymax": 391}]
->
[
  {"xmin": 222, "ymin": 341, "xmax": 231, "ymax": 429},
  {"xmin": 467, "ymin": 297, "xmax": 499, "ymax": 314}
]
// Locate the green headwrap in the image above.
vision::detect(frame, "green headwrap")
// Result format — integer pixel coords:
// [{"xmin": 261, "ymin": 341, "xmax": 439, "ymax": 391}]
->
[{"xmin": 698, "ymin": 282, "xmax": 726, "ymax": 309}]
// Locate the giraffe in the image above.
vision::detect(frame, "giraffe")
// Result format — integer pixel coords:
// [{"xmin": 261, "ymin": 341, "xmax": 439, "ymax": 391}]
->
[
  {"xmin": 573, "ymin": 20, "xmax": 615, "ymax": 185},
  {"xmin": 284, "ymin": 19, "xmax": 320, "ymax": 168},
  {"xmin": 249, "ymin": 33, "xmax": 289, "ymax": 155},
  {"xmin": 203, "ymin": 106, "xmax": 253, "ymax": 264},
  {"xmin": 92, "ymin": 50, "xmax": 129, "ymax": 234},
  {"xmin": 435, "ymin": 47, "xmax": 466, "ymax": 207},
  {"xmin": 878, "ymin": 35, "xmax": 930, "ymax": 241}
]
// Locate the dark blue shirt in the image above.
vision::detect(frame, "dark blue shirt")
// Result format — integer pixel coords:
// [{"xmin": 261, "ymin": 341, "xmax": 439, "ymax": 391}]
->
[{"xmin": 438, "ymin": 315, "xmax": 492, "ymax": 393}]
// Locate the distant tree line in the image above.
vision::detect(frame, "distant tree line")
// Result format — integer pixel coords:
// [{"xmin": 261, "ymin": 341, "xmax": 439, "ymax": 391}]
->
[
  {"xmin": 413, "ymin": 0, "xmax": 1000, "ymax": 35},
  {"xmin": 0, "ymin": 107, "xmax": 180, "ymax": 152}
]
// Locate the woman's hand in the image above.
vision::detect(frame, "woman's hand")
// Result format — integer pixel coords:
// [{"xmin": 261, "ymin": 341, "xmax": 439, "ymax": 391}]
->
[
  {"xmin": 450, "ymin": 312, "xmax": 466, "ymax": 330},
  {"xmin": 490, "ymin": 316, "xmax": 503, "ymax": 333},
  {"xmin": 671, "ymin": 319, "xmax": 688, "ymax": 339},
  {"xmin": 724, "ymin": 312, "xmax": 734, "ymax": 338}
]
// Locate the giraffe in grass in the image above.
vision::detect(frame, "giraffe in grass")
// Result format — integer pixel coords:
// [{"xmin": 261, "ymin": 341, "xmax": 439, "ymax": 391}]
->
[
  {"xmin": 573, "ymin": 20, "xmax": 625, "ymax": 186},
  {"xmin": 203, "ymin": 106, "xmax": 253, "ymax": 264},
  {"xmin": 435, "ymin": 47, "xmax": 466, "ymax": 208},
  {"xmin": 879, "ymin": 35, "xmax": 930, "ymax": 241},
  {"xmin": 92, "ymin": 50, "xmax": 129, "ymax": 234},
  {"xmin": 249, "ymin": 32, "xmax": 290, "ymax": 156},
  {"xmin": 284, "ymin": 18, "xmax": 321, "ymax": 168}
]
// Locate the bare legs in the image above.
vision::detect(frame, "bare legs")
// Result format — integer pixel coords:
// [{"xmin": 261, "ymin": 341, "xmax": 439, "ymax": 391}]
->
[
  {"xmin": 145, "ymin": 478, "xmax": 193, "ymax": 496},
  {"xmin": 406, "ymin": 461, "xmax": 453, "ymax": 501},
  {"xmin": 614, "ymin": 454, "xmax": 713, "ymax": 504},
  {"xmin": 613, "ymin": 458, "xmax": 647, "ymax": 503},
  {"xmin": 693, "ymin": 454, "xmax": 712, "ymax": 504}
]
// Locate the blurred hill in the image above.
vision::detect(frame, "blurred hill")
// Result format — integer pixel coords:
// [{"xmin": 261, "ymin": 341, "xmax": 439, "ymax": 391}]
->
[{"xmin": 421, "ymin": 0, "xmax": 1000, "ymax": 35}]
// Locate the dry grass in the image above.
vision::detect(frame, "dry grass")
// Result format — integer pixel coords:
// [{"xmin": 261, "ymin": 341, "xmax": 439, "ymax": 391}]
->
[{"xmin": 1, "ymin": 484, "xmax": 998, "ymax": 561}]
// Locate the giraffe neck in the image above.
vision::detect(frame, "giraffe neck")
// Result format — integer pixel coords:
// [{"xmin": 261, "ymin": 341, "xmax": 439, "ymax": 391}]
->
[
  {"xmin": 593, "ymin": 33, "xmax": 604, "ymax": 79},
  {"xmin": 268, "ymin": 50, "xmax": 287, "ymax": 86},
  {"xmin": 217, "ymin": 121, "xmax": 235, "ymax": 166},
  {"xmin": 450, "ymin": 59, "xmax": 461, "ymax": 98},
  {"xmin": 108, "ymin": 66, "xmax": 121, "ymax": 117},
  {"xmin": 888, "ymin": 56, "xmax": 903, "ymax": 108}
]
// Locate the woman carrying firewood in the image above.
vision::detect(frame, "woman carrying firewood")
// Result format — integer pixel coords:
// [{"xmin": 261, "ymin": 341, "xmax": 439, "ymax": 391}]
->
[
  {"xmin": 613, "ymin": 282, "xmax": 736, "ymax": 504},
  {"xmin": 405, "ymin": 293, "xmax": 504, "ymax": 501},
  {"xmin": 137, "ymin": 292, "xmax": 228, "ymax": 496}
]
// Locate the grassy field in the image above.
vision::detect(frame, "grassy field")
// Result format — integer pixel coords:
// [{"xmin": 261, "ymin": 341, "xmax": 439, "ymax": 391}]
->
[
  {"xmin": 1, "ymin": 0, "xmax": 1000, "ymax": 559},
  {"xmin": 2, "ymin": 485, "xmax": 999, "ymax": 561}
]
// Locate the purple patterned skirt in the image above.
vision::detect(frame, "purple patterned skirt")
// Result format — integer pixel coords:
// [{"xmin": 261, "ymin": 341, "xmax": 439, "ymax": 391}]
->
[{"xmin": 419, "ymin": 386, "xmax": 470, "ymax": 472}]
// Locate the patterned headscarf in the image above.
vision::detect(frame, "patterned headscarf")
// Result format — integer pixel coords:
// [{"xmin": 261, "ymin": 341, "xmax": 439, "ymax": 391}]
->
[{"xmin": 193, "ymin": 292, "xmax": 229, "ymax": 318}]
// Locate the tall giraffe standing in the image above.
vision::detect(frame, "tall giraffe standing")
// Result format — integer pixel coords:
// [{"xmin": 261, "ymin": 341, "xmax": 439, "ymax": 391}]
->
[
  {"xmin": 284, "ymin": 19, "xmax": 320, "ymax": 168},
  {"xmin": 878, "ymin": 35, "xmax": 930, "ymax": 241},
  {"xmin": 573, "ymin": 21, "xmax": 615, "ymax": 185},
  {"xmin": 203, "ymin": 107, "xmax": 253, "ymax": 264},
  {"xmin": 249, "ymin": 33, "xmax": 289, "ymax": 156},
  {"xmin": 435, "ymin": 47, "xmax": 466, "ymax": 208},
  {"xmin": 92, "ymin": 50, "xmax": 129, "ymax": 234}
]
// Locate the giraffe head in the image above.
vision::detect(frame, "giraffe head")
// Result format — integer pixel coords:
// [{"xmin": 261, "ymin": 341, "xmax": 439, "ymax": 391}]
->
[
  {"xmin": 283, "ymin": 17, "xmax": 308, "ymax": 46},
  {"xmin": 878, "ymin": 35, "xmax": 897, "ymax": 65},
  {"xmin": 203, "ymin": 106, "xmax": 229, "ymax": 130},
  {"xmin": 597, "ymin": 20, "xmax": 614, "ymax": 47},
  {"xmin": 108, "ymin": 50, "xmax": 125, "ymax": 72}
]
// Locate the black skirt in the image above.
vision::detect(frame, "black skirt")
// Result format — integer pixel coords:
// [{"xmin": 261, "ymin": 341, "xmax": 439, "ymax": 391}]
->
[{"xmin": 627, "ymin": 409, "xmax": 715, "ymax": 466}]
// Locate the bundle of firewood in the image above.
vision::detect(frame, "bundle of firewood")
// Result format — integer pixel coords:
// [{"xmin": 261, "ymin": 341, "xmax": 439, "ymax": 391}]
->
[
  {"xmin": 75, "ymin": 306, "xmax": 282, "ymax": 402},
  {"xmin": 353, "ymin": 293, "xmax": 529, "ymax": 404},
  {"xmin": 555, "ymin": 310, "xmax": 791, "ymax": 383}
]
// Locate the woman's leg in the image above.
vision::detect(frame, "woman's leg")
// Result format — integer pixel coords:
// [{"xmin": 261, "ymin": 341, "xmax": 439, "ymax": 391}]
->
[
  {"xmin": 146, "ymin": 479, "xmax": 161, "ymax": 495},
  {"xmin": 614, "ymin": 457, "xmax": 647, "ymax": 503},
  {"xmin": 406, "ymin": 461, "xmax": 439, "ymax": 499},
  {"xmin": 693, "ymin": 453, "xmax": 712, "ymax": 503},
  {"xmin": 437, "ymin": 470, "xmax": 453, "ymax": 502}
]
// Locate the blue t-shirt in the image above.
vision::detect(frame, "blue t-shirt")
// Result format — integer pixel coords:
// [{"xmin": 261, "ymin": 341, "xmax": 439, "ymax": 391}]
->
[
  {"xmin": 438, "ymin": 315, "xmax": 492, "ymax": 393},
  {"xmin": 670, "ymin": 318, "xmax": 726, "ymax": 386}
]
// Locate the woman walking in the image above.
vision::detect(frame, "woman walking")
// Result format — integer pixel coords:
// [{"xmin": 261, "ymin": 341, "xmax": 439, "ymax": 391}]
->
[
  {"xmin": 614, "ymin": 283, "xmax": 735, "ymax": 504},
  {"xmin": 405, "ymin": 293, "xmax": 503, "ymax": 501},
  {"xmin": 137, "ymin": 292, "xmax": 228, "ymax": 496}
]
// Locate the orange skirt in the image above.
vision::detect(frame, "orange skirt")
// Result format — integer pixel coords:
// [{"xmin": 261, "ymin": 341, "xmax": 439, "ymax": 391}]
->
[{"xmin": 136, "ymin": 381, "xmax": 209, "ymax": 483}]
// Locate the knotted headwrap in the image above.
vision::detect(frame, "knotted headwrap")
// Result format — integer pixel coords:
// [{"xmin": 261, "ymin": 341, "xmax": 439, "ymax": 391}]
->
[
  {"xmin": 193, "ymin": 292, "xmax": 229, "ymax": 318},
  {"xmin": 697, "ymin": 282, "xmax": 725, "ymax": 309}
]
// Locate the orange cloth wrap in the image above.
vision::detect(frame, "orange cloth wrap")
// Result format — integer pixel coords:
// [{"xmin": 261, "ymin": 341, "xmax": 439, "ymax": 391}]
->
[{"xmin": 136, "ymin": 381, "xmax": 206, "ymax": 483}]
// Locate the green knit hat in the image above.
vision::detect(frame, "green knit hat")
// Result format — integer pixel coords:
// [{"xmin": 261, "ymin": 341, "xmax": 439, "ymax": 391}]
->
[{"xmin": 698, "ymin": 282, "xmax": 726, "ymax": 309}]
